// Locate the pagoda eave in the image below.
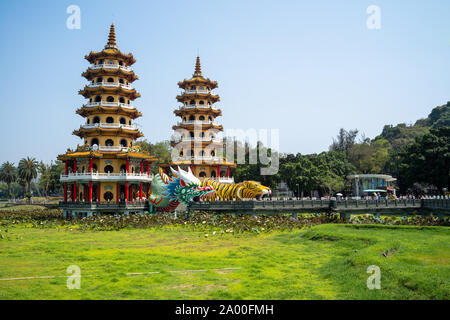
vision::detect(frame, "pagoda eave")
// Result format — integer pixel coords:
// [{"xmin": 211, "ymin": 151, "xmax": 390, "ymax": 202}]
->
[
  {"xmin": 82, "ymin": 68, "xmax": 138, "ymax": 82},
  {"xmin": 76, "ymin": 106, "xmax": 142, "ymax": 119},
  {"xmin": 172, "ymin": 124, "xmax": 223, "ymax": 131},
  {"xmin": 85, "ymin": 49, "xmax": 136, "ymax": 65},
  {"xmin": 57, "ymin": 150, "xmax": 104, "ymax": 161},
  {"xmin": 79, "ymin": 88, "xmax": 141, "ymax": 100},
  {"xmin": 174, "ymin": 108, "xmax": 222, "ymax": 117},
  {"xmin": 176, "ymin": 94, "xmax": 220, "ymax": 103},
  {"xmin": 73, "ymin": 128, "xmax": 144, "ymax": 139},
  {"xmin": 178, "ymin": 78, "xmax": 218, "ymax": 90}
]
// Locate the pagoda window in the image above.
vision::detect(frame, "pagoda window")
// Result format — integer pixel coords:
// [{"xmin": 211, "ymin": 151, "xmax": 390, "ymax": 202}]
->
[
  {"xmin": 103, "ymin": 192, "xmax": 113, "ymax": 202},
  {"xmin": 119, "ymin": 117, "xmax": 126, "ymax": 124},
  {"xmin": 120, "ymin": 164, "xmax": 126, "ymax": 173},
  {"xmin": 92, "ymin": 164, "xmax": 97, "ymax": 173},
  {"xmin": 208, "ymin": 116, "xmax": 212, "ymax": 121},
  {"xmin": 190, "ymin": 86, "xmax": 196, "ymax": 90},
  {"xmin": 119, "ymin": 78, "xmax": 124, "ymax": 84},
  {"xmin": 87, "ymin": 119, "xmax": 90, "ymax": 124},
  {"xmin": 127, "ymin": 100, "xmax": 130, "ymax": 104},
  {"xmin": 189, "ymin": 115, "xmax": 195, "ymax": 121},
  {"xmin": 108, "ymin": 60, "xmax": 114, "ymax": 65},
  {"xmin": 91, "ymin": 138, "xmax": 99, "ymax": 146},
  {"xmin": 99, "ymin": 59, "xmax": 104, "ymax": 64},
  {"xmin": 199, "ymin": 116, "xmax": 205, "ymax": 121},
  {"xmin": 107, "ymin": 77, "xmax": 114, "ymax": 83},
  {"xmin": 179, "ymin": 150, "xmax": 183, "ymax": 157},
  {"xmin": 199, "ymin": 100, "xmax": 204, "ymax": 105},
  {"xmin": 189, "ymin": 100, "xmax": 195, "ymax": 105},
  {"xmin": 199, "ymin": 86, "xmax": 204, "ymax": 90},
  {"xmin": 119, "ymin": 97, "xmax": 125, "ymax": 103},
  {"xmin": 211, "ymin": 150, "xmax": 215, "ymax": 156},
  {"xmin": 183, "ymin": 117, "xmax": 186, "ymax": 122},
  {"xmin": 129, "ymin": 120, "xmax": 132, "ymax": 125},
  {"xmin": 189, "ymin": 132, "xmax": 194, "ymax": 138},
  {"xmin": 118, "ymin": 61, "xmax": 123, "ymax": 66},
  {"xmin": 96, "ymin": 77, "xmax": 103, "ymax": 83},
  {"xmin": 199, "ymin": 172, "xmax": 206, "ymax": 178},
  {"xmin": 104, "ymin": 165, "xmax": 114, "ymax": 174},
  {"xmin": 106, "ymin": 96, "xmax": 114, "ymax": 102},
  {"xmin": 211, "ymin": 171, "xmax": 216, "ymax": 178},
  {"xmin": 120, "ymin": 139, "xmax": 128, "ymax": 147},
  {"xmin": 189, "ymin": 150, "xmax": 194, "ymax": 156},
  {"xmin": 106, "ymin": 117, "xmax": 114, "ymax": 124},
  {"xmin": 105, "ymin": 139, "xmax": 114, "ymax": 146},
  {"xmin": 199, "ymin": 151, "xmax": 205, "ymax": 156},
  {"xmin": 93, "ymin": 116, "xmax": 100, "ymax": 124},
  {"xmin": 95, "ymin": 96, "xmax": 101, "ymax": 102}
]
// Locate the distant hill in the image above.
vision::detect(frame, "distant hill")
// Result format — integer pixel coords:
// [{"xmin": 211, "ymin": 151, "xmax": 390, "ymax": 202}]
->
[{"xmin": 374, "ymin": 101, "xmax": 450, "ymax": 149}]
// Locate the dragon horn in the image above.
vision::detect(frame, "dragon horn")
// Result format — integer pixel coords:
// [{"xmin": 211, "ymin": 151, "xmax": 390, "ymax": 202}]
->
[
  {"xmin": 170, "ymin": 166, "xmax": 179, "ymax": 178},
  {"xmin": 159, "ymin": 167, "xmax": 172, "ymax": 183}
]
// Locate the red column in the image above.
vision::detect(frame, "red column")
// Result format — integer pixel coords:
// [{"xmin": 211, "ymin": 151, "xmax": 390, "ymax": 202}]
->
[
  {"xmin": 73, "ymin": 160, "xmax": 77, "ymax": 173},
  {"xmin": 64, "ymin": 161, "xmax": 68, "ymax": 175},
  {"xmin": 89, "ymin": 158, "xmax": 93, "ymax": 173},
  {"xmin": 73, "ymin": 182, "xmax": 77, "ymax": 202},
  {"xmin": 140, "ymin": 161, "xmax": 143, "ymax": 174},
  {"xmin": 146, "ymin": 183, "xmax": 150, "ymax": 199},
  {"xmin": 88, "ymin": 181, "xmax": 93, "ymax": 202},
  {"xmin": 64, "ymin": 183, "xmax": 68, "ymax": 203},
  {"xmin": 126, "ymin": 159, "xmax": 129, "ymax": 173},
  {"xmin": 140, "ymin": 183, "xmax": 143, "ymax": 202},
  {"xmin": 125, "ymin": 182, "xmax": 129, "ymax": 202},
  {"xmin": 226, "ymin": 167, "xmax": 230, "ymax": 178},
  {"xmin": 146, "ymin": 162, "xmax": 150, "ymax": 176},
  {"xmin": 116, "ymin": 183, "xmax": 120, "ymax": 203},
  {"xmin": 190, "ymin": 165, "xmax": 194, "ymax": 173},
  {"xmin": 217, "ymin": 165, "xmax": 220, "ymax": 178}
]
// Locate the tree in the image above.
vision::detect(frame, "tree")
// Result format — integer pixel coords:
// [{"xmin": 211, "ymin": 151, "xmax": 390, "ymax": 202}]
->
[
  {"xmin": 398, "ymin": 127, "xmax": 450, "ymax": 194},
  {"xmin": 348, "ymin": 139, "xmax": 391, "ymax": 174},
  {"xmin": 38, "ymin": 161, "xmax": 51, "ymax": 197},
  {"xmin": 0, "ymin": 162, "xmax": 17, "ymax": 199},
  {"xmin": 136, "ymin": 140, "xmax": 172, "ymax": 174},
  {"xmin": 18, "ymin": 157, "xmax": 38, "ymax": 199},
  {"xmin": 329, "ymin": 128, "xmax": 359, "ymax": 156}
]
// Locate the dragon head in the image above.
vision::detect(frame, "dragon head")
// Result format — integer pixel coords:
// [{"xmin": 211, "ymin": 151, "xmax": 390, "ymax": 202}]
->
[{"xmin": 163, "ymin": 166, "xmax": 215, "ymax": 205}]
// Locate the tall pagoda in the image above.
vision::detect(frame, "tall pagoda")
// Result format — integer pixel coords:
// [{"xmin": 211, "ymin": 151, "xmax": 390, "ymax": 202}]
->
[
  {"xmin": 162, "ymin": 57, "xmax": 235, "ymax": 181},
  {"xmin": 58, "ymin": 24, "xmax": 157, "ymax": 217}
]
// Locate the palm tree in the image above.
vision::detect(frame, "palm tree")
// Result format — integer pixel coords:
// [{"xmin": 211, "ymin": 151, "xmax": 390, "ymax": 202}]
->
[
  {"xmin": 0, "ymin": 162, "xmax": 17, "ymax": 199},
  {"xmin": 18, "ymin": 157, "xmax": 38, "ymax": 201}
]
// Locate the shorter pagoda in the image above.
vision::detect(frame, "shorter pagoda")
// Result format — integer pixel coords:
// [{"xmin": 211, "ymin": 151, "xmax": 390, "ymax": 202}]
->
[
  {"xmin": 161, "ymin": 57, "xmax": 236, "ymax": 182},
  {"xmin": 58, "ymin": 24, "xmax": 157, "ymax": 217}
]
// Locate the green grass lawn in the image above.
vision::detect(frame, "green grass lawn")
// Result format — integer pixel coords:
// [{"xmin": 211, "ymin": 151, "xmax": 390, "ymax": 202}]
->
[
  {"xmin": 0, "ymin": 223, "xmax": 448, "ymax": 300},
  {"xmin": 0, "ymin": 205, "xmax": 47, "ymax": 211}
]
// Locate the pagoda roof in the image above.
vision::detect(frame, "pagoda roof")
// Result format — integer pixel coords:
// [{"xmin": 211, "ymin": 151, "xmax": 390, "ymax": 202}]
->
[
  {"xmin": 176, "ymin": 92, "xmax": 220, "ymax": 103},
  {"xmin": 84, "ymin": 24, "xmax": 136, "ymax": 65},
  {"xmin": 116, "ymin": 152, "xmax": 157, "ymax": 161},
  {"xmin": 57, "ymin": 150, "xmax": 103, "ymax": 161},
  {"xmin": 172, "ymin": 123, "xmax": 223, "ymax": 131},
  {"xmin": 73, "ymin": 127, "xmax": 144, "ymax": 139},
  {"xmin": 178, "ymin": 57, "xmax": 218, "ymax": 89},
  {"xmin": 76, "ymin": 106, "xmax": 142, "ymax": 119},
  {"xmin": 79, "ymin": 86, "xmax": 141, "ymax": 100},
  {"xmin": 174, "ymin": 107, "xmax": 222, "ymax": 117},
  {"xmin": 82, "ymin": 67, "xmax": 138, "ymax": 82}
]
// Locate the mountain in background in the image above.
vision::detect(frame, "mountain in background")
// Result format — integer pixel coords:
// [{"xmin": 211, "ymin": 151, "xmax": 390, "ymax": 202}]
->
[{"xmin": 374, "ymin": 101, "xmax": 450, "ymax": 149}]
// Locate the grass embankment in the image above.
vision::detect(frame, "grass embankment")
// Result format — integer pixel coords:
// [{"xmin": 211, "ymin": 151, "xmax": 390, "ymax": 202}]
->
[{"xmin": 0, "ymin": 222, "xmax": 448, "ymax": 300}]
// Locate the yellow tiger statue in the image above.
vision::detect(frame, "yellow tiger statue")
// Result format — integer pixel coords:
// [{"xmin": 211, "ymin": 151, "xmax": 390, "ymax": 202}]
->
[{"xmin": 200, "ymin": 179, "xmax": 271, "ymax": 201}]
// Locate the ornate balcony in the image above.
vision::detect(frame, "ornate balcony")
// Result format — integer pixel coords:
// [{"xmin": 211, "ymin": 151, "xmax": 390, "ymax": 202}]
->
[
  {"xmin": 89, "ymin": 64, "xmax": 131, "ymax": 72},
  {"xmin": 83, "ymin": 102, "xmax": 136, "ymax": 109},
  {"xmin": 176, "ymin": 120, "xmax": 219, "ymax": 126},
  {"xmin": 178, "ymin": 104, "xmax": 217, "ymax": 110},
  {"xmin": 87, "ymin": 82, "xmax": 133, "ymax": 90},
  {"xmin": 80, "ymin": 122, "xmax": 138, "ymax": 130},
  {"xmin": 60, "ymin": 172, "xmax": 154, "ymax": 183}
]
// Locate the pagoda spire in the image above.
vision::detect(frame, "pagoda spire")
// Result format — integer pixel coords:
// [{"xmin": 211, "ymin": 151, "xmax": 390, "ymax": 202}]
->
[
  {"xmin": 105, "ymin": 24, "xmax": 118, "ymax": 49},
  {"xmin": 193, "ymin": 56, "xmax": 202, "ymax": 77}
]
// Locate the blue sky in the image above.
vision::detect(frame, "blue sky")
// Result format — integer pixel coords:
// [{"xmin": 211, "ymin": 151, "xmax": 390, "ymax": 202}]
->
[{"xmin": 0, "ymin": 0, "xmax": 449, "ymax": 164}]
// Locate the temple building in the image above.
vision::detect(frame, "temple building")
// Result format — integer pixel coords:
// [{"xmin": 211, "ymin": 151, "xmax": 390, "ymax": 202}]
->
[
  {"xmin": 58, "ymin": 24, "xmax": 157, "ymax": 217},
  {"xmin": 162, "ymin": 57, "xmax": 235, "ymax": 182}
]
